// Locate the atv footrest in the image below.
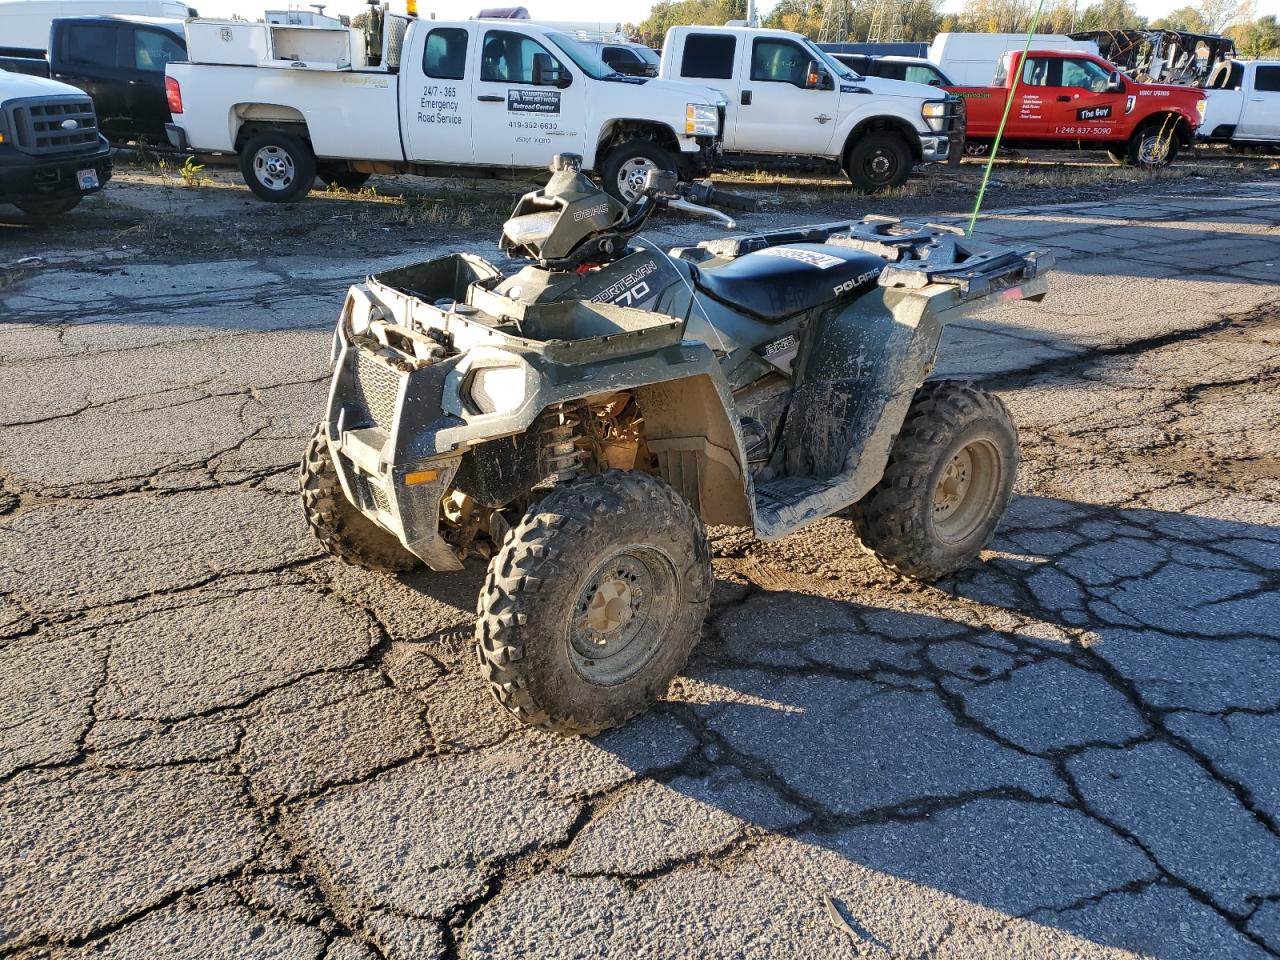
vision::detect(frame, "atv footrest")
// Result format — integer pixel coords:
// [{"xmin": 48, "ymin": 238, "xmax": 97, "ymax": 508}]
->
[{"xmin": 753, "ymin": 474, "xmax": 850, "ymax": 538}]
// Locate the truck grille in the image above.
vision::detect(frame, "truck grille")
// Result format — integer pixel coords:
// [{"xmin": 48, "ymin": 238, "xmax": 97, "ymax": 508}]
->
[
  {"xmin": 5, "ymin": 96, "xmax": 100, "ymax": 156},
  {"xmin": 353, "ymin": 352, "xmax": 403, "ymax": 431}
]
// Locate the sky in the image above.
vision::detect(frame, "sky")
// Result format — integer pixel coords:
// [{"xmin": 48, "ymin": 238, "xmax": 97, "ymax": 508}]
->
[{"xmin": 195, "ymin": 0, "xmax": 1280, "ymax": 28}]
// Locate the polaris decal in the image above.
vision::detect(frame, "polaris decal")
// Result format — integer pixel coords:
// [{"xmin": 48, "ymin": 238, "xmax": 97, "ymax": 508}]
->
[
  {"xmin": 832, "ymin": 267, "xmax": 883, "ymax": 296},
  {"xmin": 840, "ymin": 84, "xmax": 858, "ymax": 93},
  {"xmin": 755, "ymin": 247, "xmax": 844, "ymax": 269},
  {"xmin": 507, "ymin": 90, "xmax": 561, "ymax": 114},
  {"xmin": 572, "ymin": 202, "xmax": 609, "ymax": 222},
  {"xmin": 1125, "ymin": 95, "xmax": 1137, "ymax": 115},
  {"xmin": 1077, "ymin": 104, "xmax": 1112, "ymax": 121}
]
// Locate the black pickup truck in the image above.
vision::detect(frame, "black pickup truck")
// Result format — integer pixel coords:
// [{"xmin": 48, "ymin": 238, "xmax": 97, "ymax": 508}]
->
[
  {"xmin": 0, "ymin": 16, "xmax": 186, "ymax": 143},
  {"xmin": 1, "ymin": 71, "xmax": 113, "ymax": 218}
]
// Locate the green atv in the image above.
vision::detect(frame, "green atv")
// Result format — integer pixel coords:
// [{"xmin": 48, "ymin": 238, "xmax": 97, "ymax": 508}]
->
[{"xmin": 300, "ymin": 154, "xmax": 1052, "ymax": 735}]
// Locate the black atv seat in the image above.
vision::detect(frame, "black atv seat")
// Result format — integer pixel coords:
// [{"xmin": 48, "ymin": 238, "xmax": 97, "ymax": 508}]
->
[{"xmin": 694, "ymin": 243, "xmax": 887, "ymax": 323}]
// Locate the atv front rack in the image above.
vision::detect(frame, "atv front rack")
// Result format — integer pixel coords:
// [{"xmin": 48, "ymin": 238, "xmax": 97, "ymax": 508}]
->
[{"xmin": 691, "ymin": 216, "xmax": 1053, "ymax": 303}]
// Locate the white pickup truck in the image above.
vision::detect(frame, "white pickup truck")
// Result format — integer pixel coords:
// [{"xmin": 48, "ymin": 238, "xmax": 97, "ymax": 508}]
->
[
  {"xmin": 659, "ymin": 25, "xmax": 963, "ymax": 191},
  {"xmin": 1200, "ymin": 59, "xmax": 1280, "ymax": 148},
  {"xmin": 164, "ymin": 16, "xmax": 725, "ymax": 202}
]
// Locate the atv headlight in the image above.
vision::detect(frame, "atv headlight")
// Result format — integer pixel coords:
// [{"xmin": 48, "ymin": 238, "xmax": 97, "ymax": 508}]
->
[
  {"xmin": 921, "ymin": 100, "xmax": 947, "ymax": 133},
  {"xmin": 686, "ymin": 103, "xmax": 719, "ymax": 137},
  {"xmin": 467, "ymin": 365, "xmax": 526, "ymax": 415}
]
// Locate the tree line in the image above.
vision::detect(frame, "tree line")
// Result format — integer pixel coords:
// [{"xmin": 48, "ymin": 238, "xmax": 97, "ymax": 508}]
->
[{"xmin": 629, "ymin": 0, "xmax": 1278, "ymax": 58}]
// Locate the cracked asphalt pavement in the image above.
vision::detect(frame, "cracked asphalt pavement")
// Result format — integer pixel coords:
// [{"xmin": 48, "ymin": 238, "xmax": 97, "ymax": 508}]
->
[{"xmin": 2, "ymin": 175, "xmax": 1279, "ymax": 959}]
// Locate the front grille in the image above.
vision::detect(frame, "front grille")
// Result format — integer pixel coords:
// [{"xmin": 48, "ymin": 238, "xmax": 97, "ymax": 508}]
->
[
  {"xmin": 6, "ymin": 97, "xmax": 100, "ymax": 156},
  {"xmin": 369, "ymin": 482, "xmax": 391, "ymax": 515},
  {"xmin": 353, "ymin": 352, "xmax": 403, "ymax": 430}
]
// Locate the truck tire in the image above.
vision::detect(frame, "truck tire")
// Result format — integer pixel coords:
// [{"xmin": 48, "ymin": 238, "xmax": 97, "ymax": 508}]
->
[
  {"xmin": 317, "ymin": 163, "xmax": 372, "ymax": 191},
  {"xmin": 15, "ymin": 194, "xmax": 82, "ymax": 218},
  {"xmin": 299, "ymin": 423, "xmax": 420, "ymax": 573},
  {"xmin": 599, "ymin": 140, "xmax": 677, "ymax": 203},
  {"xmin": 845, "ymin": 131, "xmax": 913, "ymax": 192},
  {"xmin": 1126, "ymin": 121, "xmax": 1181, "ymax": 168},
  {"xmin": 240, "ymin": 130, "xmax": 317, "ymax": 202},
  {"xmin": 476, "ymin": 470, "xmax": 712, "ymax": 736},
  {"xmin": 849, "ymin": 380, "xmax": 1018, "ymax": 581}
]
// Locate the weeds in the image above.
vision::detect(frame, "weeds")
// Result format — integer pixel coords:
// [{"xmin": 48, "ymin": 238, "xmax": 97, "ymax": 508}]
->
[{"xmin": 179, "ymin": 156, "xmax": 208, "ymax": 188}]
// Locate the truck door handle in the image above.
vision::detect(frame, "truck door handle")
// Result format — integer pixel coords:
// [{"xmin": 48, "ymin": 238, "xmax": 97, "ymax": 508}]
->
[
  {"xmin": 477, "ymin": 95, "xmax": 503, "ymax": 103},
  {"xmin": 1056, "ymin": 95, "xmax": 1071, "ymax": 101},
  {"xmin": 741, "ymin": 90, "xmax": 751, "ymax": 105}
]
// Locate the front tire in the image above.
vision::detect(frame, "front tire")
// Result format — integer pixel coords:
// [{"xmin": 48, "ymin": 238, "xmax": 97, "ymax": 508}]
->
[
  {"xmin": 850, "ymin": 381, "xmax": 1018, "ymax": 581},
  {"xmin": 1126, "ymin": 122, "xmax": 1181, "ymax": 168},
  {"xmin": 846, "ymin": 131, "xmax": 913, "ymax": 192},
  {"xmin": 476, "ymin": 471, "xmax": 712, "ymax": 736},
  {"xmin": 299, "ymin": 423, "xmax": 419, "ymax": 573},
  {"xmin": 15, "ymin": 194, "xmax": 82, "ymax": 218},
  {"xmin": 240, "ymin": 130, "xmax": 316, "ymax": 202},
  {"xmin": 598, "ymin": 140, "xmax": 677, "ymax": 203}
]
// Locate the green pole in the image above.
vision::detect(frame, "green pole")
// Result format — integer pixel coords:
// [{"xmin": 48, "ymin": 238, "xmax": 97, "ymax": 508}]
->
[{"xmin": 966, "ymin": 0, "xmax": 1049, "ymax": 237}]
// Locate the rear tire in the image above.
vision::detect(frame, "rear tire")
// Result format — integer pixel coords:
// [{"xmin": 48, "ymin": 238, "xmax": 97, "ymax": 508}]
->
[
  {"xmin": 15, "ymin": 194, "xmax": 82, "ymax": 218},
  {"xmin": 845, "ymin": 131, "xmax": 913, "ymax": 192},
  {"xmin": 299, "ymin": 423, "xmax": 419, "ymax": 573},
  {"xmin": 476, "ymin": 470, "xmax": 711, "ymax": 736},
  {"xmin": 850, "ymin": 381, "xmax": 1018, "ymax": 581},
  {"xmin": 1126, "ymin": 122, "xmax": 1181, "ymax": 168},
  {"xmin": 240, "ymin": 129, "xmax": 316, "ymax": 202},
  {"xmin": 599, "ymin": 140, "xmax": 677, "ymax": 203}
]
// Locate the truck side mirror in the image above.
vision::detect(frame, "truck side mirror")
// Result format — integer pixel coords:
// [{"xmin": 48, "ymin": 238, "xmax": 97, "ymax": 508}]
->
[
  {"xmin": 533, "ymin": 52, "xmax": 568, "ymax": 88},
  {"xmin": 805, "ymin": 60, "xmax": 831, "ymax": 90},
  {"xmin": 1106, "ymin": 71, "xmax": 1124, "ymax": 93}
]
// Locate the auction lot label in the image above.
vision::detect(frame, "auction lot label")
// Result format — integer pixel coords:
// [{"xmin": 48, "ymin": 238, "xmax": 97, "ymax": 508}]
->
[{"xmin": 507, "ymin": 90, "xmax": 561, "ymax": 114}]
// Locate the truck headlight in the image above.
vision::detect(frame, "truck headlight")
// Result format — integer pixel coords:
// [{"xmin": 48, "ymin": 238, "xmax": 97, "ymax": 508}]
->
[
  {"xmin": 921, "ymin": 101, "xmax": 947, "ymax": 133},
  {"xmin": 686, "ymin": 103, "xmax": 719, "ymax": 137},
  {"xmin": 467, "ymin": 365, "xmax": 526, "ymax": 414}
]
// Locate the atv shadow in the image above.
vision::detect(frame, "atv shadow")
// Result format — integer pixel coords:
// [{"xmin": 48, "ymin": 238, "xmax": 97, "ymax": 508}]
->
[{"xmin": 578, "ymin": 493, "xmax": 1280, "ymax": 957}]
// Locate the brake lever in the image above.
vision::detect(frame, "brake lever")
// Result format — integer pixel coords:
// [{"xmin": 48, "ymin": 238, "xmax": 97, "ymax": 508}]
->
[{"xmin": 665, "ymin": 197, "xmax": 737, "ymax": 230}]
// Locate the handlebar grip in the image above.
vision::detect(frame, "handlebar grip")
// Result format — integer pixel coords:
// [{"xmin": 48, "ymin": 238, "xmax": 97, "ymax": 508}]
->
[{"xmin": 709, "ymin": 189, "xmax": 758, "ymax": 213}]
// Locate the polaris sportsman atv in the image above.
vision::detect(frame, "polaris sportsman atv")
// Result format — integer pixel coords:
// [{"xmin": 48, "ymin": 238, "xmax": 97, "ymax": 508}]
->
[{"xmin": 301, "ymin": 153, "xmax": 1053, "ymax": 735}]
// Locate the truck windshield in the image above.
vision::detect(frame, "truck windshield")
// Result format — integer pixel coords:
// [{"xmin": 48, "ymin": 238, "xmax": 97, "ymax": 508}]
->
[
  {"xmin": 802, "ymin": 39, "xmax": 860, "ymax": 80},
  {"xmin": 547, "ymin": 33, "xmax": 615, "ymax": 79}
]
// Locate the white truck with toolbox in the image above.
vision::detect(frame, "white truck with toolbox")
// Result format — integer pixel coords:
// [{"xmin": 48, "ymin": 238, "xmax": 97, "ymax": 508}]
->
[
  {"xmin": 658, "ymin": 25, "xmax": 963, "ymax": 192},
  {"xmin": 1200, "ymin": 59, "xmax": 1280, "ymax": 148},
  {"xmin": 164, "ymin": 15, "xmax": 725, "ymax": 202}
]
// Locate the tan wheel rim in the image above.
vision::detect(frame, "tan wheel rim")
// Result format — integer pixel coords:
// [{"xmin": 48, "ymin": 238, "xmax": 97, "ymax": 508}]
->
[{"xmin": 932, "ymin": 438, "xmax": 1001, "ymax": 545}]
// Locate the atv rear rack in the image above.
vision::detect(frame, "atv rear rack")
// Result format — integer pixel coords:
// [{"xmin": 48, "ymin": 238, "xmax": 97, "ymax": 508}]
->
[{"xmin": 691, "ymin": 216, "xmax": 1053, "ymax": 302}]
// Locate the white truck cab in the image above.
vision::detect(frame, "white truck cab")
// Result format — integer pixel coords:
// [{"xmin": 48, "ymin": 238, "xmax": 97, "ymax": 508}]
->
[
  {"xmin": 1201, "ymin": 60, "xmax": 1280, "ymax": 146},
  {"xmin": 165, "ymin": 17, "xmax": 724, "ymax": 202},
  {"xmin": 659, "ymin": 25, "xmax": 961, "ymax": 191}
]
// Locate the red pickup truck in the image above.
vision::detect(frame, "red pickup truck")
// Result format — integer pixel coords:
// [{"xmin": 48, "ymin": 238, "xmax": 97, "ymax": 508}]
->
[{"xmin": 948, "ymin": 49, "xmax": 1206, "ymax": 166}]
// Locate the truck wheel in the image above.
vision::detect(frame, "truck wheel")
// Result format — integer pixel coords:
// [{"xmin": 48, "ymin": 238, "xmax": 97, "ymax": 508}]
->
[
  {"xmin": 317, "ymin": 163, "xmax": 372, "ymax": 190},
  {"xmin": 849, "ymin": 381, "xmax": 1018, "ymax": 581},
  {"xmin": 15, "ymin": 194, "xmax": 82, "ymax": 218},
  {"xmin": 240, "ymin": 130, "xmax": 317, "ymax": 202},
  {"xmin": 846, "ymin": 131, "xmax": 913, "ymax": 192},
  {"xmin": 476, "ymin": 470, "xmax": 711, "ymax": 736},
  {"xmin": 599, "ymin": 140, "xmax": 677, "ymax": 203},
  {"xmin": 299, "ymin": 423, "xmax": 419, "ymax": 573},
  {"xmin": 1127, "ymin": 122, "xmax": 1181, "ymax": 168}
]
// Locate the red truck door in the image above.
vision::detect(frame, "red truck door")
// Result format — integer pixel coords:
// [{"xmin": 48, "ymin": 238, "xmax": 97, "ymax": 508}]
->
[{"xmin": 1019, "ymin": 55, "xmax": 1127, "ymax": 140}]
